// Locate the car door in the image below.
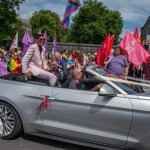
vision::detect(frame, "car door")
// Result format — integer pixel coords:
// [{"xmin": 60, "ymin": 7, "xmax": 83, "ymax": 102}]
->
[
  {"xmin": 0, "ymin": 79, "xmax": 45, "ymax": 132},
  {"xmin": 36, "ymin": 85, "xmax": 132, "ymax": 147}
]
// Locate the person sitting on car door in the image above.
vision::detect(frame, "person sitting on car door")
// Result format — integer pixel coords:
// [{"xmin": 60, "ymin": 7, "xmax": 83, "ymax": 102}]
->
[
  {"xmin": 68, "ymin": 68, "xmax": 103, "ymax": 91},
  {"xmin": 22, "ymin": 34, "xmax": 57, "ymax": 86}
]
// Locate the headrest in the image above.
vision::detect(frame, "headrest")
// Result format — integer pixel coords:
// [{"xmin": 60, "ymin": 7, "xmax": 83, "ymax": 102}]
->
[{"xmin": 57, "ymin": 71, "xmax": 67, "ymax": 83}]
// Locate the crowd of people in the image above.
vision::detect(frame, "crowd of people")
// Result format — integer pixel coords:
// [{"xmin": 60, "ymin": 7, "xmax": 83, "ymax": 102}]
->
[{"xmin": 0, "ymin": 34, "xmax": 150, "ymax": 90}]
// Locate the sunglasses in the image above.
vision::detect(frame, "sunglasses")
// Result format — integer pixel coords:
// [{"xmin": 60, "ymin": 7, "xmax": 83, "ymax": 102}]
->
[
  {"xmin": 39, "ymin": 38, "xmax": 45, "ymax": 41},
  {"xmin": 14, "ymin": 55, "xmax": 18, "ymax": 56}
]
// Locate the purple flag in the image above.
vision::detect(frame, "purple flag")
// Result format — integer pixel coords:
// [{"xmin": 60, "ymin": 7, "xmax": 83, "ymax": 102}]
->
[
  {"xmin": 22, "ymin": 32, "xmax": 33, "ymax": 56},
  {"xmin": 30, "ymin": 36, "xmax": 34, "ymax": 44},
  {"xmin": 0, "ymin": 62, "xmax": 8, "ymax": 76},
  {"xmin": 22, "ymin": 32, "xmax": 28, "ymax": 45},
  {"xmin": 52, "ymin": 36, "xmax": 57, "ymax": 55},
  {"xmin": 22, "ymin": 32, "xmax": 28, "ymax": 56},
  {"xmin": 44, "ymin": 31, "xmax": 48, "ymax": 51},
  {"xmin": 38, "ymin": 29, "xmax": 42, "ymax": 34},
  {"xmin": 26, "ymin": 32, "xmax": 32, "ymax": 47}
]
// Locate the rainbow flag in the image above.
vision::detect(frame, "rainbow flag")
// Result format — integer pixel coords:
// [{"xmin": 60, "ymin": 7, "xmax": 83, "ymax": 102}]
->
[{"xmin": 62, "ymin": 0, "xmax": 80, "ymax": 29}]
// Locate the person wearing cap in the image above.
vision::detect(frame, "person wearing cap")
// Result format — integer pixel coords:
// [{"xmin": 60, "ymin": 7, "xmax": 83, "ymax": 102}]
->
[{"xmin": 22, "ymin": 34, "xmax": 57, "ymax": 86}]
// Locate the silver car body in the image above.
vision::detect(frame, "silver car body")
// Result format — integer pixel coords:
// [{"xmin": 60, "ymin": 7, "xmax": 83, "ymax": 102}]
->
[{"xmin": 0, "ymin": 65, "xmax": 150, "ymax": 150}]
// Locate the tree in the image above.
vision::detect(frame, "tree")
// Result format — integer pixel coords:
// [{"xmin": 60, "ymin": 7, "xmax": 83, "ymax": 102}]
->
[
  {"xmin": 30, "ymin": 10, "xmax": 64, "ymax": 42},
  {"xmin": 0, "ymin": 0, "xmax": 25, "ymax": 40},
  {"xmin": 69, "ymin": 0, "xmax": 123, "ymax": 44},
  {"xmin": 12, "ymin": 18, "xmax": 26, "ymax": 40}
]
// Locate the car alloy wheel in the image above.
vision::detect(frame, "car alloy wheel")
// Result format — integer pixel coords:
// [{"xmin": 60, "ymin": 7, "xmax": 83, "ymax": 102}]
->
[
  {"xmin": 0, "ymin": 102, "xmax": 23, "ymax": 139},
  {"xmin": 0, "ymin": 118, "xmax": 3, "ymax": 137},
  {"xmin": 0, "ymin": 105, "xmax": 15, "ymax": 136}
]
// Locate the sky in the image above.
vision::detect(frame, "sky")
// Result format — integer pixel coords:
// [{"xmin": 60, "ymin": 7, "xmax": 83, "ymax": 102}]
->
[{"xmin": 19, "ymin": 0, "xmax": 150, "ymax": 38}]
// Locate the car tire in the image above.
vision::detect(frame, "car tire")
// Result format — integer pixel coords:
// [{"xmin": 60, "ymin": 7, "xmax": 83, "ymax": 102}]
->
[{"xmin": 0, "ymin": 101, "xmax": 23, "ymax": 139}]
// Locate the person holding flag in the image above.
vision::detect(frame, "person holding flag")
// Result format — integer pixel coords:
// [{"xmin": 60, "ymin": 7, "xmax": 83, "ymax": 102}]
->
[
  {"xmin": 104, "ymin": 46, "xmax": 129, "ymax": 76},
  {"xmin": 8, "ymin": 52, "xmax": 22, "ymax": 74}
]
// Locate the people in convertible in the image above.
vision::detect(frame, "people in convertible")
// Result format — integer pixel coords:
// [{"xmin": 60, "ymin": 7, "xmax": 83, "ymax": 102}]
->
[
  {"xmin": 22, "ymin": 34, "xmax": 57, "ymax": 86},
  {"xmin": 68, "ymin": 68, "xmax": 103, "ymax": 91}
]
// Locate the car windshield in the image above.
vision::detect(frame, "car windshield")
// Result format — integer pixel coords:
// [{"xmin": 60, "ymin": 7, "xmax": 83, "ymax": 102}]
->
[{"xmin": 92, "ymin": 66, "xmax": 150, "ymax": 95}]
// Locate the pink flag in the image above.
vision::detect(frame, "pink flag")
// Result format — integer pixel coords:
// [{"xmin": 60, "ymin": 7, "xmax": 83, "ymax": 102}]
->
[
  {"xmin": 52, "ymin": 36, "xmax": 57, "ymax": 55},
  {"xmin": 96, "ymin": 33, "xmax": 111, "ymax": 67},
  {"xmin": 133, "ymin": 26, "xmax": 139, "ymax": 39},
  {"xmin": 119, "ymin": 32, "xmax": 150, "ymax": 68}
]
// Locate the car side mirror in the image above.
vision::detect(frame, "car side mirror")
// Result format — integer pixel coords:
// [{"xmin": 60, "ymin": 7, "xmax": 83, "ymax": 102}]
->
[{"xmin": 98, "ymin": 84, "xmax": 117, "ymax": 96}]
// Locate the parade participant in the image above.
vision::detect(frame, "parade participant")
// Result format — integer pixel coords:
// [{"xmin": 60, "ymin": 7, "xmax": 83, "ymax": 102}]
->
[
  {"xmin": 22, "ymin": 34, "xmax": 57, "ymax": 86},
  {"xmin": 88, "ymin": 55, "xmax": 96, "ymax": 65},
  {"xmin": 68, "ymin": 68, "xmax": 103, "ymax": 91},
  {"xmin": 144, "ymin": 56, "xmax": 150, "ymax": 80},
  {"xmin": 68, "ymin": 68, "xmax": 85, "ymax": 90},
  {"xmin": 104, "ymin": 46, "xmax": 129, "ymax": 76},
  {"xmin": 54, "ymin": 52, "xmax": 66, "ymax": 72},
  {"xmin": 8, "ymin": 52, "xmax": 22, "ymax": 74},
  {"xmin": 61, "ymin": 49, "xmax": 68, "ymax": 61},
  {"xmin": 0, "ymin": 51, "xmax": 5, "ymax": 62},
  {"xmin": 66, "ymin": 52, "xmax": 77, "ymax": 75}
]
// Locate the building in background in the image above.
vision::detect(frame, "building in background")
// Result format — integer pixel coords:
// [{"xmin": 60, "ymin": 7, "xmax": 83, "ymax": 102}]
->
[
  {"xmin": 21, "ymin": 19, "xmax": 31, "ymax": 33},
  {"xmin": 141, "ymin": 16, "xmax": 150, "ymax": 51}
]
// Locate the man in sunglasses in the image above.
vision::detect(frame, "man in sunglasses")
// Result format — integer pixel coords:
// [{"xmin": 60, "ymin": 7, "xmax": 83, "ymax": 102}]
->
[{"xmin": 22, "ymin": 34, "xmax": 57, "ymax": 86}]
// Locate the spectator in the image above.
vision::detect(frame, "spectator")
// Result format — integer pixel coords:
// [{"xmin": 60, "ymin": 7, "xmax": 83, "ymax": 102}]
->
[
  {"xmin": 0, "ymin": 51, "xmax": 5, "ymax": 62},
  {"xmin": 61, "ymin": 49, "xmax": 68, "ymax": 61},
  {"xmin": 144, "ymin": 57, "xmax": 150, "ymax": 80},
  {"xmin": 105, "ymin": 46, "xmax": 129, "ymax": 76},
  {"xmin": 8, "ymin": 52, "xmax": 22, "ymax": 74},
  {"xmin": 55, "ymin": 52, "xmax": 66, "ymax": 72}
]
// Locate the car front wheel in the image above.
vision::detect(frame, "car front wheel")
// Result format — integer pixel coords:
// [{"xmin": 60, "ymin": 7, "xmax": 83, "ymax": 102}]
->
[{"xmin": 0, "ymin": 102, "xmax": 23, "ymax": 139}]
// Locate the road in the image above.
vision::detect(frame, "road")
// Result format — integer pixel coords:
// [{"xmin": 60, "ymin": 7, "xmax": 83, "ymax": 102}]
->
[{"xmin": 0, "ymin": 134, "xmax": 98, "ymax": 150}]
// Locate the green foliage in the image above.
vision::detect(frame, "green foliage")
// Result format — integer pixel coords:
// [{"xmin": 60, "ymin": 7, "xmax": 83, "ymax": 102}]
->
[
  {"xmin": 12, "ymin": 18, "xmax": 26, "ymax": 40},
  {"xmin": 0, "ymin": 0, "xmax": 25, "ymax": 40},
  {"xmin": 30, "ymin": 10, "xmax": 64, "ymax": 42},
  {"xmin": 69, "ymin": 0, "xmax": 123, "ymax": 44}
]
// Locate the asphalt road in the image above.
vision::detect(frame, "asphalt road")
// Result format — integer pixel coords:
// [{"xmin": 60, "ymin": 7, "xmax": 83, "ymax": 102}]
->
[{"xmin": 0, "ymin": 134, "xmax": 98, "ymax": 150}]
